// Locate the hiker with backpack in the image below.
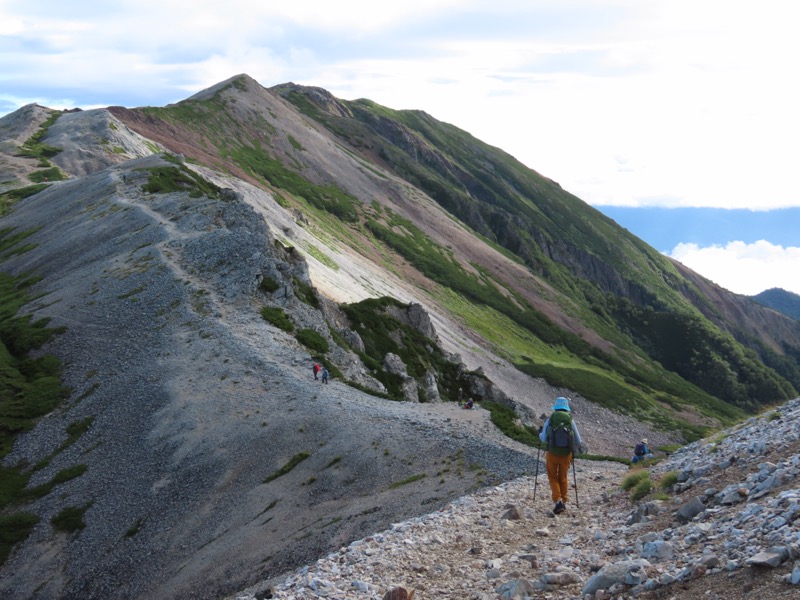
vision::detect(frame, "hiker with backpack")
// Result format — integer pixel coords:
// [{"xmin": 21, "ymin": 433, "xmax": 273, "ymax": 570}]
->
[
  {"xmin": 538, "ymin": 396, "xmax": 586, "ymax": 514},
  {"xmin": 632, "ymin": 438, "xmax": 654, "ymax": 463}
]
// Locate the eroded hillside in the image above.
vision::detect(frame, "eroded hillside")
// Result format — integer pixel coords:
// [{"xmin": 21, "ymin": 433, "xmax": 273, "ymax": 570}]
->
[{"xmin": 1, "ymin": 74, "xmax": 800, "ymax": 599}]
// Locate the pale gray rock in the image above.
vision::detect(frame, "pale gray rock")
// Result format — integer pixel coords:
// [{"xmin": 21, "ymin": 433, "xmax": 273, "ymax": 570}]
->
[
  {"xmin": 342, "ymin": 328, "xmax": 365, "ymax": 352},
  {"xmin": 382, "ymin": 352, "xmax": 408, "ymax": 376},
  {"xmin": 541, "ymin": 570, "xmax": 581, "ymax": 585},
  {"xmin": 676, "ymin": 496, "xmax": 706, "ymax": 523},
  {"xmin": 423, "ymin": 370, "xmax": 441, "ymax": 403},
  {"xmin": 495, "ymin": 578, "xmax": 535, "ymax": 599},
  {"xmin": 582, "ymin": 559, "xmax": 651, "ymax": 596},
  {"xmin": 746, "ymin": 546, "xmax": 789, "ymax": 567},
  {"xmin": 641, "ymin": 540, "xmax": 674, "ymax": 560}
]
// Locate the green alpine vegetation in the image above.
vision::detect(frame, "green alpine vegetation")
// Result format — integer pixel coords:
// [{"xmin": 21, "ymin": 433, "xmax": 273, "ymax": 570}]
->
[
  {"xmin": 263, "ymin": 452, "xmax": 311, "ymax": 483},
  {"xmin": 139, "ymin": 154, "xmax": 222, "ymax": 198},
  {"xmin": 341, "ymin": 296, "xmax": 463, "ymax": 402},
  {"xmin": 117, "ymin": 75, "xmax": 800, "ymax": 441},
  {"xmin": 752, "ymin": 288, "xmax": 800, "ymax": 321},
  {"xmin": 272, "ymin": 83, "xmax": 799, "ymax": 428},
  {"xmin": 0, "ymin": 228, "xmax": 79, "ymax": 566},
  {"xmin": 14, "ymin": 111, "xmax": 63, "ymax": 160}
]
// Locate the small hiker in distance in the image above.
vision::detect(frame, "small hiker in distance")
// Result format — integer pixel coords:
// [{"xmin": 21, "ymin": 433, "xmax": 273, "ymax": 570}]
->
[
  {"xmin": 321, "ymin": 367, "xmax": 329, "ymax": 384},
  {"xmin": 312, "ymin": 363, "xmax": 320, "ymax": 380},
  {"xmin": 632, "ymin": 437, "xmax": 654, "ymax": 463},
  {"xmin": 539, "ymin": 396, "xmax": 586, "ymax": 514}
]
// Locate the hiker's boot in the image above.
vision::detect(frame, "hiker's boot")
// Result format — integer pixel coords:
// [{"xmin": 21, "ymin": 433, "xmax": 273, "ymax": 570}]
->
[{"xmin": 553, "ymin": 500, "xmax": 566, "ymax": 514}]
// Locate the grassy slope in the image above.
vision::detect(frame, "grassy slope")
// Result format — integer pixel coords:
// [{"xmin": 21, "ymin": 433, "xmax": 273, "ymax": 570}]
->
[
  {"xmin": 273, "ymin": 87, "xmax": 799, "ymax": 416},
  {"xmin": 119, "ymin": 77, "xmax": 800, "ymax": 440},
  {"xmin": 0, "ymin": 229, "xmax": 75, "ymax": 565}
]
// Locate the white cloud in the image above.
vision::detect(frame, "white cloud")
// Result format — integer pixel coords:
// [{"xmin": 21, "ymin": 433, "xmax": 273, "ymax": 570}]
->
[
  {"xmin": 2, "ymin": 1, "xmax": 800, "ymax": 211},
  {"xmin": 668, "ymin": 240, "xmax": 800, "ymax": 296}
]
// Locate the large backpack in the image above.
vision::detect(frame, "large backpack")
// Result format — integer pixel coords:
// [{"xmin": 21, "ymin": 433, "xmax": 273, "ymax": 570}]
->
[{"xmin": 546, "ymin": 410, "xmax": 574, "ymax": 455}]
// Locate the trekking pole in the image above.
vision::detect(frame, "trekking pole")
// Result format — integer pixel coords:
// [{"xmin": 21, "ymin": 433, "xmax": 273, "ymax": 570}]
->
[
  {"xmin": 571, "ymin": 456, "xmax": 580, "ymax": 509},
  {"xmin": 533, "ymin": 442, "xmax": 541, "ymax": 501}
]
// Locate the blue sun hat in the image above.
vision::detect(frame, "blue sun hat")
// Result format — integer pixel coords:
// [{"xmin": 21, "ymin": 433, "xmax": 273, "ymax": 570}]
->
[{"xmin": 552, "ymin": 397, "xmax": 571, "ymax": 412}]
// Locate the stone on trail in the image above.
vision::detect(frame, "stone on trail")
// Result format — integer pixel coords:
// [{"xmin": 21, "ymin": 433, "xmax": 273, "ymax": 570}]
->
[
  {"xmin": 582, "ymin": 559, "xmax": 651, "ymax": 596},
  {"xmin": 675, "ymin": 496, "xmax": 706, "ymax": 523}
]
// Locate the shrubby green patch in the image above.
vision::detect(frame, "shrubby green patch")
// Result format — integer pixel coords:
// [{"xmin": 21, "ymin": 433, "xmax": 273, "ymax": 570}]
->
[
  {"xmin": 260, "ymin": 306, "xmax": 294, "ymax": 332},
  {"xmin": 140, "ymin": 160, "xmax": 221, "ymax": 198},
  {"xmin": 18, "ymin": 464, "xmax": 88, "ymax": 503},
  {"xmin": 0, "ymin": 513, "xmax": 39, "ymax": 564},
  {"xmin": 0, "ymin": 253, "xmax": 70, "ymax": 461},
  {"xmin": 51, "ymin": 503, "xmax": 91, "ymax": 533},
  {"xmin": 28, "ymin": 167, "xmax": 66, "ymax": 183},
  {"xmin": 259, "ymin": 276, "xmax": 280, "ymax": 293},
  {"xmin": 387, "ymin": 473, "xmax": 426, "ymax": 489},
  {"xmin": 0, "ymin": 228, "xmax": 90, "ymax": 565},
  {"xmin": 0, "ymin": 185, "xmax": 51, "ymax": 217},
  {"xmin": 481, "ymin": 401, "xmax": 540, "ymax": 447},
  {"xmin": 659, "ymin": 471, "xmax": 679, "ymax": 490},
  {"xmin": 612, "ymin": 300, "xmax": 798, "ymax": 412},
  {"xmin": 296, "ymin": 329, "xmax": 329, "ymax": 354},
  {"xmin": 263, "ymin": 452, "xmax": 310, "ymax": 483},
  {"xmin": 293, "ymin": 277, "xmax": 320, "ymax": 308},
  {"xmin": 124, "ymin": 518, "xmax": 144, "ymax": 538},
  {"xmin": 620, "ymin": 468, "xmax": 658, "ymax": 502},
  {"xmin": 341, "ymin": 296, "xmax": 462, "ymax": 401},
  {"xmin": 630, "ymin": 477, "xmax": 653, "ymax": 502},
  {"xmin": 227, "ymin": 143, "xmax": 359, "ymax": 222},
  {"xmin": 15, "ymin": 112, "xmax": 63, "ymax": 160}
]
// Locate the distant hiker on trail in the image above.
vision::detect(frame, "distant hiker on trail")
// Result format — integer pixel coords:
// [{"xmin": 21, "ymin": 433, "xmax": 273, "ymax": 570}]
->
[
  {"xmin": 538, "ymin": 396, "xmax": 585, "ymax": 514},
  {"xmin": 463, "ymin": 397, "xmax": 474, "ymax": 409},
  {"xmin": 312, "ymin": 363, "xmax": 320, "ymax": 380},
  {"xmin": 632, "ymin": 438, "xmax": 654, "ymax": 463},
  {"xmin": 321, "ymin": 367, "xmax": 329, "ymax": 384},
  {"xmin": 457, "ymin": 388, "xmax": 464, "ymax": 407}
]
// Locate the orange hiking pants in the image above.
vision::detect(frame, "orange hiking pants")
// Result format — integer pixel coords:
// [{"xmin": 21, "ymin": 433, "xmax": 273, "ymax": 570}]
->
[{"xmin": 545, "ymin": 451, "xmax": 572, "ymax": 503}]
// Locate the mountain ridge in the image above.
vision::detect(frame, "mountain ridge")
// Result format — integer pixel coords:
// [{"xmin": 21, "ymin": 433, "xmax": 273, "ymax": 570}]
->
[
  {"xmin": 1, "ymin": 73, "xmax": 799, "ymax": 599},
  {"xmin": 111, "ymin": 74, "xmax": 800, "ymax": 420}
]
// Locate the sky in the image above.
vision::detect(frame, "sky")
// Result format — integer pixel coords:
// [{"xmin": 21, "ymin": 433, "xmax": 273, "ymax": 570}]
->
[{"xmin": 2, "ymin": 0, "xmax": 799, "ymax": 296}]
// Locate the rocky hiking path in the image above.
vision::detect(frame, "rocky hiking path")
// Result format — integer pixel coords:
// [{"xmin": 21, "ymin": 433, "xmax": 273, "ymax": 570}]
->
[
  {"xmin": 236, "ymin": 459, "xmax": 630, "ymax": 600},
  {"xmin": 234, "ymin": 399, "xmax": 800, "ymax": 600}
]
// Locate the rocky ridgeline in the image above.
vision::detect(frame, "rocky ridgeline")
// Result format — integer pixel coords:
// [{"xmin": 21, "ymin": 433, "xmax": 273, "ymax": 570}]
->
[{"xmin": 234, "ymin": 398, "xmax": 800, "ymax": 600}]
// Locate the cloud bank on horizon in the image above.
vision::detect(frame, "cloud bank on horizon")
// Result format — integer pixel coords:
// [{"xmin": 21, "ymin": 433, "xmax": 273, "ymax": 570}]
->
[
  {"xmin": 670, "ymin": 240, "xmax": 800, "ymax": 298},
  {"xmin": 1, "ymin": 0, "xmax": 799, "ymax": 295}
]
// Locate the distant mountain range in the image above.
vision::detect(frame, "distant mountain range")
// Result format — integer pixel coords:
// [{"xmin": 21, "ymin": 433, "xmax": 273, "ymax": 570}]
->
[{"xmin": 752, "ymin": 287, "xmax": 800, "ymax": 320}]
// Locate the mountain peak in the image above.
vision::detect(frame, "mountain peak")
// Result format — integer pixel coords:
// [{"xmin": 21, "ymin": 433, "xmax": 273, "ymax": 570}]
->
[
  {"xmin": 271, "ymin": 81, "xmax": 354, "ymax": 118},
  {"xmin": 183, "ymin": 72, "xmax": 262, "ymax": 103},
  {"xmin": 3, "ymin": 73, "xmax": 800, "ymax": 599}
]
